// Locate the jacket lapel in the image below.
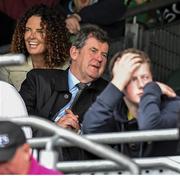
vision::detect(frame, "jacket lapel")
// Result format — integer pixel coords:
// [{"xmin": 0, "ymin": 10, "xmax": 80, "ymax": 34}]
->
[{"xmin": 40, "ymin": 69, "xmax": 70, "ymax": 120}]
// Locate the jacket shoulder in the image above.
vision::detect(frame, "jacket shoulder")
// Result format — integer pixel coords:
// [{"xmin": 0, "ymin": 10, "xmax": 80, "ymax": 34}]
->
[
  {"xmin": 27, "ymin": 69, "xmax": 66, "ymax": 79},
  {"xmin": 91, "ymin": 78, "xmax": 108, "ymax": 91}
]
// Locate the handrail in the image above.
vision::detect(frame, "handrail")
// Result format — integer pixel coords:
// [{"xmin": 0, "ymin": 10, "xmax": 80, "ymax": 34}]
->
[
  {"xmin": 28, "ymin": 128, "xmax": 179, "ymax": 147},
  {"xmin": 56, "ymin": 156, "xmax": 180, "ymax": 173},
  {"xmin": 0, "ymin": 53, "xmax": 25, "ymax": 66},
  {"xmin": 0, "ymin": 117, "xmax": 140, "ymax": 174}
]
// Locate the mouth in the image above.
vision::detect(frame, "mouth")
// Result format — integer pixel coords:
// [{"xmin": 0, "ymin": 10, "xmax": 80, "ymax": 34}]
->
[
  {"xmin": 27, "ymin": 41, "xmax": 39, "ymax": 48},
  {"xmin": 91, "ymin": 63, "xmax": 100, "ymax": 69},
  {"xmin": 138, "ymin": 92, "xmax": 143, "ymax": 97}
]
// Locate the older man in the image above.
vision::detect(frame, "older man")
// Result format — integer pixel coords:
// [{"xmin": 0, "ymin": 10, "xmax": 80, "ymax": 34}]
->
[{"xmin": 20, "ymin": 24, "xmax": 109, "ymax": 160}]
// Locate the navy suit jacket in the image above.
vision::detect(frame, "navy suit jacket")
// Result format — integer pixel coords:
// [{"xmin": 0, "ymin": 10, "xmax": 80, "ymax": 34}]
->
[{"xmin": 20, "ymin": 68, "xmax": 108, "ymax": 123}]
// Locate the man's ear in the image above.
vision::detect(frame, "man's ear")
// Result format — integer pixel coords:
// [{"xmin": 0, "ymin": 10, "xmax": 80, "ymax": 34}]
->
[
  {"xmin": 21, "ymin": 143, "xmax": 31, "ymax": 161},
  {"xmin": 22, "ymin": 143, "xmax": 30, "ymax": 154},
  {"xmin": 70, "ymin": 46, "xmax": 79, "ymax": 61}
]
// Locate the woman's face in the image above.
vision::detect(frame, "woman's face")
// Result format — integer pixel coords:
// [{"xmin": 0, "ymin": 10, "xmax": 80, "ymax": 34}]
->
[{"xmin": 24, "ymin": 16, "xmax": 46, "ymax": 56}]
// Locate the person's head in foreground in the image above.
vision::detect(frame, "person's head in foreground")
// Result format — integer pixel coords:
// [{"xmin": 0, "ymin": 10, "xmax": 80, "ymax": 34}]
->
[
  {"xmin": 0, "ymin": 121, "xmax": 61, "ymax": 174},
  {"xmin": 0, "ymin": 121, "xmax": 30, "ymax": 174}
]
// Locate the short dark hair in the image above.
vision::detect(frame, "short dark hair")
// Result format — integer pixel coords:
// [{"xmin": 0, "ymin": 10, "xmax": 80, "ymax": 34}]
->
[
  {"xmin": 72, "ymin": 24, "xmax": 109, "ymax": 49},
  {"xmin": 109, "ymin": 48, "xmax": 152, "ymax": 79}
]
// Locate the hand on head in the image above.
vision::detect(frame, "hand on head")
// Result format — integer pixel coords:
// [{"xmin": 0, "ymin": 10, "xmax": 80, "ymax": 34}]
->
[{"xmin": 111, "ymin": 53, "xmax": 142, "ymax": 91}]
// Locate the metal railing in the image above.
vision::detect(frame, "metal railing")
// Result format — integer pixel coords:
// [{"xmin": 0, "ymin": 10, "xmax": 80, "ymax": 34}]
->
[
  {"xmin": 56, "ymin": 156, "xmax": 180, "ymax": 174},
  {"xmin": 0, "ymin": 116, "xmax": 140, "ymax": 174},
  {"xmin": 1, "ymin": 116, "xmax": 180, "ymax": 174},
  {"xmin": 28, "ymin": 128, "xmax": 179, "ymax": 147}
]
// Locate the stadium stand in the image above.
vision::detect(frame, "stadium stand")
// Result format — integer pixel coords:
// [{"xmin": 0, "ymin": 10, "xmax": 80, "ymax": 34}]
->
[{"xmin": 0, "ymin": 0, "xmax": 180, "ymax": 174}]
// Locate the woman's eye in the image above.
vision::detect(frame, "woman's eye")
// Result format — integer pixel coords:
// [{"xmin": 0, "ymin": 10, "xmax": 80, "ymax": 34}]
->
[
  {"xmin": 25, "ymin": 28, "xmax": 30, "ymax": 32},
  {"xmin": 37, "ymin": 30, "xmax": 45, "ymax": 34}
]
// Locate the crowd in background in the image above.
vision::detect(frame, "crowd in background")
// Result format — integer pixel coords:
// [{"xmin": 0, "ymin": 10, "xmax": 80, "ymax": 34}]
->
[{"xmin": 0, "ymin": 0, "xmax": 180, "ymax": 174}]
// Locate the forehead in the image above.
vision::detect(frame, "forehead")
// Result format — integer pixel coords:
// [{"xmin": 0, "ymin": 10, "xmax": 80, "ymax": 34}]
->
[
  {"xmin": 26, "ymin": 16, "xmax": 42, "ymax": 27},
  {"xmin": 84, "ymin": 37, "xmax": 109, "ymax": 51},
  {"xmin": 123, "ymin": 52, "xmax": 141, "ymax": 59},
  {"xmin": 132, "ymin": 63, "xmax": 151, "ymax": 77}
]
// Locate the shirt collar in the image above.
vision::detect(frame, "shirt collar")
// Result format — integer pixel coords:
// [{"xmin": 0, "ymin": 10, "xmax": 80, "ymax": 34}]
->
[{"xmin": 68, "ymin": 69, "xmax": 80, "ymax": 90}]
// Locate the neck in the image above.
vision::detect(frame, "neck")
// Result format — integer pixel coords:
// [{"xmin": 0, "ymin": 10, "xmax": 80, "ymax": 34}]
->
[
  {"xmin": 70, "ymin": 66, "xmax": 94, "ymax": 83},
  {"xmin": 124, "ymin": 97, "xmax": 138, "ymax": 118},
  {"xmin": 31, "ymin": 55, "xmax": 48, "ymax": 68}
]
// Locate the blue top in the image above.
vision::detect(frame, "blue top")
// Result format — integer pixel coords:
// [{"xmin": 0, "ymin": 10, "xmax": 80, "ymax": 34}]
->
[
  {"xmin": 83, "ymin": 81, "xmax": 180, "ymax": 133},
  {"xmin": 82, "ymin": 81, "xmax": 180, "ymax": 157}
]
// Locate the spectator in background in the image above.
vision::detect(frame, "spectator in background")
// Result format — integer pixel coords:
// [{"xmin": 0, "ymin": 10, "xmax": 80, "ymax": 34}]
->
[
  {"xmin": 83, "ymin": 48, "xmax": 180, "ymax": 157},
  {"xmin": 125, "ymin": 0, "xmax": 156, "ymax": 26},
  {"xmin": 58, "ymin": 0, "xmax": 126, "ymax": 40},
  {"xmin": 0, "ymin": 0, "xmax": 58, "ymax": 47},
  {"xmin": 20, "ymin": 24, "xmax": 109, "ymax": 160},
  {"xmin": 0, "ymin": 121, "xmax": 61, "ymax": 174},
  {"xmin": 0, "ymin": 4, "xmax": 70, "ymax": 90},
  {"xmin": 55, "ymin": 0, "xmax": 127, "ymax": 80}
]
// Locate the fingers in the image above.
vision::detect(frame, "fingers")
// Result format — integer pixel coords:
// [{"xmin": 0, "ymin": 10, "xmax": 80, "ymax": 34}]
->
[
  {"xmin": 65, "ymin": 17, "xmax": 80, "ymax": 34},
  {"xmin": 156, "ymin": 82, "xmax": 176, "ymax": 97},
  {"xmin": 111, "ymin": 53, "xmax": 142, "ymax": 91},
  {"xmin": 65, "ymin": 109, "xmax": 78, "ymax": 117},
  {"xmin": 56, "ymin": 110, "xmax": 80, "ymax": 132}
]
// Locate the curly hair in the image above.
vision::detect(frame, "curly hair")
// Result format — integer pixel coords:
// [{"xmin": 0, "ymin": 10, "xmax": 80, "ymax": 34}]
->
[{"xmin": 11, "ymin": 4, "xmax": 71, "ymax": 68}]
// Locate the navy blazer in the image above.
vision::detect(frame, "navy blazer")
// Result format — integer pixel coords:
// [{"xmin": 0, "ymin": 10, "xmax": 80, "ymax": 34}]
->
[
  {"xmin": 20, "ymin": 68, "xmax": 108, "ymax": 123},
  {"xmin": 19, "ymin": 68, "xmax": 108, "ymax": 161}
]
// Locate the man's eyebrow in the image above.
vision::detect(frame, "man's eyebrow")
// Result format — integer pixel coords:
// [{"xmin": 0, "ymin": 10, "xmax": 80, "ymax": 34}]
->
[{"xmin": 91, "ymin": 47, "xmax": 98, "ymax": 50}]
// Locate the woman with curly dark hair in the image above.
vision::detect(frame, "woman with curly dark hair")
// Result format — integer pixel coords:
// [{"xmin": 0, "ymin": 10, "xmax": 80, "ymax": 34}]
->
[{"xmin": 0, "ymin": 4, "xmax": 70, "ymax": 90}]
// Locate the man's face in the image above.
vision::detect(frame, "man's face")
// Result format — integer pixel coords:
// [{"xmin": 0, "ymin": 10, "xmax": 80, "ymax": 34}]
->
[
  {"xmin": 124, "ymin": 63, "xmax": 153, "ymax": 104},
  {"xmin": 70, "ymin": 37, "xmax": 109, "ymax": 82},
  {"xmin": 0, "ymin": 144, "xmax": 30, "ymax": 174},
  {"xmin": 24, "ymin": 15, "xmax": 46, "ymax": 56}
]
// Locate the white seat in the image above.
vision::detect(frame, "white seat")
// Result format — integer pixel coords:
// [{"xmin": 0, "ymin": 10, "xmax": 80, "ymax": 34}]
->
[{"xmin": 0, "ymin": 81, "xmax": 32, "ymax": 138}]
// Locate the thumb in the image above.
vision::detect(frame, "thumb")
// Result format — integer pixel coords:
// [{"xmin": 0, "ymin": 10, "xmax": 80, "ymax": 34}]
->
[{"xmin": 65, "ymin": 109, "xmax": 74, "ymax": 114}]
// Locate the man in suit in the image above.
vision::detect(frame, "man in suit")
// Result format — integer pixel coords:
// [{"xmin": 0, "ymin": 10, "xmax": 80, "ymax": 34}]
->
[{"xmin": 19, "ymin": 24, "xmax": 109, "ymax": 159}]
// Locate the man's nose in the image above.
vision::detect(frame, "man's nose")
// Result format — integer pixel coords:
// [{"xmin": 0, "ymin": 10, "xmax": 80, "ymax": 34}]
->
[{"xmin": 95, "ymin": 53, "xmax": 103, "ymax": 62}]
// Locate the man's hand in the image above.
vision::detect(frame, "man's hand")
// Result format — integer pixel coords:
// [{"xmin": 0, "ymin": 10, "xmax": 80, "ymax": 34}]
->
[
  {"xmin": 56, "ymin": 109, "xmax": 80, "ymax": 133},
  {"xmin": 65, "ymin": 14, "xmax": 81, "ymax": 34},
  {"xmin": 156, "ymin": 82, "xmax": 176, "ymax": 97}
]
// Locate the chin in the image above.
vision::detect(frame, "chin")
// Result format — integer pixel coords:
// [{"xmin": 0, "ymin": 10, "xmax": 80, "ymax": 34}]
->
[{"xmin": 131, "ymin": 98, "xmax": 140, "ymax": 105}]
